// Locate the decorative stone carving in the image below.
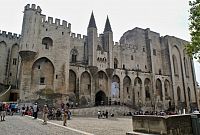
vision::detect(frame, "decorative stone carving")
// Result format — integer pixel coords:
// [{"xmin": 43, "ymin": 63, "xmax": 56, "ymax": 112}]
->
[
  {"xmin": 106, "ymin": 68, "xmax": 114, "ymax": 78},
  {"xmin": 89, "ymin": 66, "xmax": 98, "ymax": 77}
]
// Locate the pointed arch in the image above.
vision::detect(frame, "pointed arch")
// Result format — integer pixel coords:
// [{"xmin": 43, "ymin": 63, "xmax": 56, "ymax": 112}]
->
[
  {"xmin": 69, "ymin": 70, "xmax": 76, "ymax": 94},
  {"xmin": 156, "ymin": 78, "xmax": 163, "ymax": 101},
  {"xmin": 188, "ymin": 87, "xmax": 191, "ymax": 103},
  {"xmin": 96, "ymin": 71, "xmax": 108, "ymax": 96},
  {"xmin": 144, "ymin": 78, "xmax": 152, "ymax": 101},
  {"xmin": 0, "ymin": 41, "xmax": 7, "ymax": 83},
  {"xmin": 164, "ymin": 79, "xmax": 171, "ymax": 100},
  {"xmin": 172, "ymin": 55, "xmax": 178, "ymax": 76},
  {"xmin": 114, "ymin": 58, "xmax": 118, "ymax": 69},
  {"xmin": 177, "ymin": 86, "xmax": 181, "ymax": 102},
  {"xmin": 134, "ymin": 77, "xmax": 142, "ymax": 103},
  {"xmin": 123, "ymin": 76, "xmax": 132, "ymax": 104},
  {"xmin": 31, "ymin": 57, "xmax": 54, "ymax": 90},
  {"xmin": 80, "ymin": 71, "xmax": 91, "ymax": 95},
  {"xmin": 112, "ymin": 74, "xmax": 120, "ymax": 103},
  {"xmin": 184, "ymin": 57, "xmax": 189, "ymax": 77},
  {"xmin": 9, "ymin": 44, "xmax": 19, "ymax": 85}
]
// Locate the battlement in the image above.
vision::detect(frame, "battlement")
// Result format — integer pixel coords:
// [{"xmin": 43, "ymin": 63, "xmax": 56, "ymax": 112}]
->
[
  {"xmin": 0, "ymin": 30, "xmax": 21, "ymax": 39},
  {"xmin": 71, "ymin": 33, "xmax": 87, "ymax": 40},
  {"xmin": 41, "ymin": 15, "xmax": 71, "ymax": 30},
  {"xmin": 24, "ymin": 4, "xmax": 42, "ymax": 13}
]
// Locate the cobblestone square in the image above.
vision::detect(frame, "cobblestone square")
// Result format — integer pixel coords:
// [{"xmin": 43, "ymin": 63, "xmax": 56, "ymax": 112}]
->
[{"xmin": 0, "ymin": 115, "xmax": 132, "ymax": 135}]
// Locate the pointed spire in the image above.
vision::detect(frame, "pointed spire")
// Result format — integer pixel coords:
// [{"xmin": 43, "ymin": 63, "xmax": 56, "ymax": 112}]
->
[
  {"xmin": 104, "ymin": 16, "xmax": 112, "ymax": 32},
  {"xmin": 88, "ymin": 11, "xmax": 97, "ymax": 28}
]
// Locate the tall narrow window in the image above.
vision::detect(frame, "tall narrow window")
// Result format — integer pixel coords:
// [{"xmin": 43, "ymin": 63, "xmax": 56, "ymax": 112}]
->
[
  {"xmin": 173, "ymin": 55, "xmax": 179, "ymax": 76},
  {"xmin": 153, "ymin": 49, "xmax": 156, "ymax": 55},
  {"xmin": 70, "ymin": 48, "xmax": 78, "ymax": 63},
  {"xmin": 131, "ymin": 55, "xmax": 133, "ymax": 60},
  {"xmin": 13, "ymin": 58, "xmax": 17, "ymax": 65},
  {"xmin": 114, "ymin": 58, "xmax": 118, "ymax": 69}
]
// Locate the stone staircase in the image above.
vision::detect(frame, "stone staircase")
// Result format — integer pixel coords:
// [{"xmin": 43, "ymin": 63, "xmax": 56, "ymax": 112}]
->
[{"xmin": 70, "ymin": 105, "xmax": 135, "ymax": 116}]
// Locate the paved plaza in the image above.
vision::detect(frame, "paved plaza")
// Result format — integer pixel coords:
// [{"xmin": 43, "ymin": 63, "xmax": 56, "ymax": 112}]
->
[{"xmin": 0, "ymin": 115, "xmax": 132, "ymax": 135}]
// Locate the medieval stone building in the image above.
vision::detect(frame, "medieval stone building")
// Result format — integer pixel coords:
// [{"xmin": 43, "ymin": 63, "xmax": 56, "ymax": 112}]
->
[{"xmin": 0, "ymin": 4, "xmax": 199, "ymax": 111}]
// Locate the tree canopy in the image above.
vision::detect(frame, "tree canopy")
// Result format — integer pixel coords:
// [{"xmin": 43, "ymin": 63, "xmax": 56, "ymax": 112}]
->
[{"xmin": 187, "ymin": 0, "xmax": 200, "ymax": 61}]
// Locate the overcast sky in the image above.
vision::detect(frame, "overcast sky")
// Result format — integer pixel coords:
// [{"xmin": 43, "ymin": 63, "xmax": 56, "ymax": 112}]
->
[{"xmin": 0, "ymin": 0, "xmax": 199, "ymax": 83}]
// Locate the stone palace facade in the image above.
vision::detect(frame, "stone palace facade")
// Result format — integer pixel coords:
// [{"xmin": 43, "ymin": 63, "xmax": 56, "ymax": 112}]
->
[{"xmin": 0, "ymin": 4, "xmax": 199, "ymax": 111}]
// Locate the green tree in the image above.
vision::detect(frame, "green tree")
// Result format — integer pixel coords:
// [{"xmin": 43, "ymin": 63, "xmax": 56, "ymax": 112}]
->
[{"xmin": 187, "ymin": 0, "xmax": 200, "ymax": 61}]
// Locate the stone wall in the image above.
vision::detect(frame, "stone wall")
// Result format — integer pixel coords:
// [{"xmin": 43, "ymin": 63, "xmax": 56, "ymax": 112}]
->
[{"xmin": 132, "ymin": 115, "xmax": 192, "ymax": 135}]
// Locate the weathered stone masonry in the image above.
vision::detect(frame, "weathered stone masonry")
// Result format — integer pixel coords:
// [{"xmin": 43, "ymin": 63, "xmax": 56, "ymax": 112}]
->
[{"xmin": 0, "ymin": 4, "xmax": 199, "ymax": 112}]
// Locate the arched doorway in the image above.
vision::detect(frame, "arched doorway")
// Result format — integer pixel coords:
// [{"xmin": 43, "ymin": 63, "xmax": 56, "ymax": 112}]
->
[{"xmin": 95, "ymin": 91, "xmax": 106, "ymax": 106}]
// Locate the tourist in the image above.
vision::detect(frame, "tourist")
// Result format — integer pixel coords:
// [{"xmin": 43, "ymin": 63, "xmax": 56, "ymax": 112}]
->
[
  {"xmin": 97, "ymin": 111, "xmax": 101, "ymax": 119},
  {"xmin": 42, "ymin": 105, "xmax": 49, "ymax": 125},
  {"xmin": 21, "ymin": 105, "xmax": 25, "ymax": 116},
  {"xmin": 33, "ymin": 103, "xmax": 39, "ymax": 119},
  {"xmin": 0, "ymin": 102, "xmax": 2, "ymax": 121},
  {"xmin": 1, "ymin": 103, "xmax": 6, "ymax": 121},
  {"xmin": 63, "ymin": 108, "xmax": 68, "ymax": 126},
  {"xmin": 105, "ymin": 110, "xmax": 108, "ymax": 118}
]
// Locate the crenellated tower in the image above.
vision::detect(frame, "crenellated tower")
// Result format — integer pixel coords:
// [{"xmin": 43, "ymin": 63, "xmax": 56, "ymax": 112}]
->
[
  {"xmin": 19, "ymin": 4, "xmax": 41, "ymax": 59},
  {"xmin": 103, "ymin": 16, "xmax": 113, "ymax": 68},
  {"xmin": 87, "ymin": 12, "xmax": 98, "ymax": 66}
]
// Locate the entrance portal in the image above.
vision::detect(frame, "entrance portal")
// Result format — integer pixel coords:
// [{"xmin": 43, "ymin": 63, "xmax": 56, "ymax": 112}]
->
[{"xmin": 95, "ymin": 91, "xmax": 107, "ymax": 106}]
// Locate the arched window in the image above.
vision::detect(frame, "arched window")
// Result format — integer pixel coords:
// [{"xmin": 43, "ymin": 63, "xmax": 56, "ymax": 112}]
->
[
  {"xmin": 188, "ymin": 87, "xmax": 191, "ymax": 102},
  {"xmin": 114, "ymin": 58, "xmax": 118, "ymax": 69},
  {"xmin": 42, "ymin": 37, "xmax": 53, "ymax": 49},
  {"xmin": 156, "ymin": 79, "xmax": 163, "ymax": 101},
  {"xmin": 70, "ymin": 48, "xmax": 78, "ymax": 63},
  {"xmin": 172, "ymin": 55, "xmax": 178, "ymax": 76},
  {"xmin": 184, "ymin": 57, "xmax": 189, "ymax": 78},
  {"xmin": 177, "ymin": 87, "xmax": 181, "ymax": 102}
]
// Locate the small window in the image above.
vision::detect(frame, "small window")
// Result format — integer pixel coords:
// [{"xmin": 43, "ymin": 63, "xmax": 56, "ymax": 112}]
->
[
  {"xmin": 143, "ymin": 47, "xmax": 145, "ymax": 52},
  {"xmin": 123, "ymin": 64, "xmax": 125, "ymax": 69},
  {"xmin": 56, "ymin": 75, "xmax": 58, "ymax": 79},
  {"xmin": 10, "ymin": 73, "xmax": 12, "ymax": 76},
  {"xmin": 131, "ymin": 55, "xmax": 133, "ymax": 60},
  {"xmin": 62, "ymin": 32, "xmax": 64, "ymax": 35},
  {"xmin": 159, "ymin": 69, "xmax": 162, "ymax": 75},
  {"xmin": 127, "ymin": 87, "xmax": 129, "ymax": 94},
  {"xmin": 88, "ymin": 84, "xmax": 91, "ymax": 90},
  {"xmin": 145, "ymin": 65, "xmax": 147, "ymax": 69},
  {"xmin": 40, "ymin": 77, "xmax": 45, "ymax": 84},
  {"xmin": 13, "ymin": 58, "xmax": 17, "ymax": 65},
  {"xmin": 38, "ymin": 65, "xmax": 40, "ymax": 69},
  {"xmin": 153, "ymin": 49, "xmax": 156, "ymax": 56}
]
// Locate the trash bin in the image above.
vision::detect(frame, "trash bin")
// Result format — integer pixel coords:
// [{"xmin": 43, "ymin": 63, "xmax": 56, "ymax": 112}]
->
[{"xmin": 191, "ymin": 115, "xmax": 200, "ymax": 135}]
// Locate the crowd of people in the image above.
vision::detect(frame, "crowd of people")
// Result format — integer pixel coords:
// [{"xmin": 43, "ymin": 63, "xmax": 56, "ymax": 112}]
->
[
  {"xmin": 19, "ymin": 103, "xmax": 71, "ymax": 126},
  {"xmin": 0, "ymin": 102, "xmax": 19, "ymax": 121}
]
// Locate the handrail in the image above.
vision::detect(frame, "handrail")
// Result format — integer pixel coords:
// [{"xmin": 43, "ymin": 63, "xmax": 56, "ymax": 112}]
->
[{"xmin": 0, "ymin": 85, "xmax": 11, "ymax": 98}]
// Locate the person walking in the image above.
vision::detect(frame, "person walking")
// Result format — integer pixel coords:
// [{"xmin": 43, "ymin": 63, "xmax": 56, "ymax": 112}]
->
[
  {"xmin": 63, "ymin": 108, "xmax": 68, "ymax": 126},
  {"xmin": 42, "ymin": 105, "xmax": 48, "ymax": 125},
  {"xmin": 1, "ymin": 103, "xmax": 6, "ymax": 121},
  {"xmin": 33, "ymin": 103, "xmax": 39, "ymax": 119}
]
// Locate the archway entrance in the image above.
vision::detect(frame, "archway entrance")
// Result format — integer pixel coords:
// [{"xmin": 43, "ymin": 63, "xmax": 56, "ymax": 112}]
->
[{"xmin": 95, "ymin": 91, "xmax": 107, "ymax": 106}]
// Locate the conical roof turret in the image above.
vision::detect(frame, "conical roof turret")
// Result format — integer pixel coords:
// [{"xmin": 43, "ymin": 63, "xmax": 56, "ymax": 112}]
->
[
  {"xmin": 88, "ymin": 11, "xmax": 97, "ymax": 28},
  {"xmin": 104, "ymin": 16, "xmax": 112, "ymax": 32}
]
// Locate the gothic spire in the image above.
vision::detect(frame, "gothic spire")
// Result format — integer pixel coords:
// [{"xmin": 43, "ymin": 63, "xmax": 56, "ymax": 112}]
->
[
  {"xmin": 104, "ymin": 16, "xmax": 112, "ymax": 32},
  {"xmin": 88, "ymin": 11, "xmax": 97, "ymax": 28}
]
